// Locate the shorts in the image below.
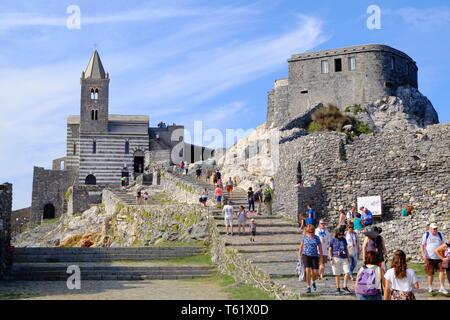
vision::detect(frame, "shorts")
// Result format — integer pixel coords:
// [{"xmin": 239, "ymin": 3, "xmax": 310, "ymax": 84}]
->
[
  {"xmin": 331, "ymin": 257, "xmax": 350, "ymax": 275},
  {"xmin": 251, "ymin": 230, "xmax": 256, "ymax": 236},
  {"xmin": 425, "ymin": 259, "xmax": 443, "ymax": 275},
  {"xmin": 226, "ymin": 186, "xmax": 233, "ymax": 192},
  {"xmin": 216, "ymin": 195, "xmax": 222, "ymax": 203},
  {"xmin": 224, "ymin": 218, "xmax": 233, "ymax": 227},
  {"xmin": 302, "ymin": 255, "xmax": 320, "ymax": 270}
]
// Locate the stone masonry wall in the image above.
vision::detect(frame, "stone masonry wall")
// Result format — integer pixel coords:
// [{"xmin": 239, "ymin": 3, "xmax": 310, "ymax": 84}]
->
[
  {"xmin": 31, "ymin": 167, "xmax": 72, "ymax": 225},
  {"xmin": 0, "ymin": 183, "xmax": 12, "ymax": 278},
  {"xmin": 275, "ymin": 124, "xmax": 450, "ymax": 227}
]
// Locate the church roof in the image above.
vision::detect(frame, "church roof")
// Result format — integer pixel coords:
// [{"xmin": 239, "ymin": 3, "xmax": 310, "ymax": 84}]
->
[
  {"xmin": 67, "ymin": 115, "xmax": 149, "ymax": 124},
  {"xmin": 83, "ymin": 50, "xmax": 107, "ymax": 79}
]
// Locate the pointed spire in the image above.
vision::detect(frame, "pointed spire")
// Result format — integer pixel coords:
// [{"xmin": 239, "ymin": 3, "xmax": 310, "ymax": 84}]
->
[{"xmin": 84, "ymin": 50, "xmax": 107, "ymax": 79}]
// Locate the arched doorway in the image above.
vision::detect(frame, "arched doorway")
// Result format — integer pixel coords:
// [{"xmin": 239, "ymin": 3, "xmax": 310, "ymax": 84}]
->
[
  {"xmin": 43, "ymin": 203, "xmax": 55, "ymax": 219},
  {"xmin": 85, "ymin": 174, "xmax": 96, "ymax": 185},
  {"xmin": 133, "ymin": 150, "xmax": 144, "ymax": 174}
]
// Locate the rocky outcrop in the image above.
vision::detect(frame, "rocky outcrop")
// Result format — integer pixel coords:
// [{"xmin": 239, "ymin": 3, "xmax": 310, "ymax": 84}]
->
[
  {"xmin": 13, "ymin": 190, "xmax": 208, "ymax": 248},
  {"xmin": 350, "ymin": 86, "xmax": 439, "ymax": 131}
]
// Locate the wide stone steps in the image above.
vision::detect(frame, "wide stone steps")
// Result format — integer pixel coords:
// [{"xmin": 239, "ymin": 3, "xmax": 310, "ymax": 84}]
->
[
  {"xmin": 14, "ymin": 247, "xmax": 204, "ymax": 263},
  {"xmin": 10, "ymin": 246, "xmax": 213, "ymax": 281},
  {"xmin": 10, "ymin": 265, "xmax": 214, "ymax": 281}
]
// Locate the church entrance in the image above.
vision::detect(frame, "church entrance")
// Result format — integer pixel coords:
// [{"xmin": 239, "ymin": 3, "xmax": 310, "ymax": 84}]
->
[
  {"xmin": 85, "ymin": 174, "xmax": 96, "ymax": 185},
  {"xmin": 43, "ymin": 203, "xmax": 55, "ymax": 220},
  {"xmin": 133, "ymin": 150, "xmax": 144, "ymax": 174}
]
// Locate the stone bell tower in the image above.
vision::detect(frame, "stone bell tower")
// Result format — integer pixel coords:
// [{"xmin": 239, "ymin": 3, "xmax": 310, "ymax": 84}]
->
[{"xmin": 79, "ymin": 50, "xmax": 110, "ymax": 133}]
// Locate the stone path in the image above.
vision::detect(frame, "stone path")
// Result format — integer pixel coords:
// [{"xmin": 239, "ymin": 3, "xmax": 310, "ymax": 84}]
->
[{"xmin": 0, "ymin": 279, "xmax": 229, "ymax": 300}]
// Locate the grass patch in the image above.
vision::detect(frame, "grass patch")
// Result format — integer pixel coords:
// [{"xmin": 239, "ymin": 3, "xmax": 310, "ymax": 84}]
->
[
  {"xmin": 149, "ymin": 192, "xmax": 177, "ymax": 205},
  {"xmin": 408, "ymin": 262, "xmax": 426, "ymax": 276},
  {"xmin": 151, "ymin": 240, "xmax": 205, "ymax": 247},
  {"xmin": 195, "ymin": 273, "xmax": 273, "ymax": 300},
  {"xmin": 0, "ymin": 292, "xmax": 35, "ymax": 300},
  {"xmin": 40, "ymin": 218, "xmax": 59, "ymax": 226}
]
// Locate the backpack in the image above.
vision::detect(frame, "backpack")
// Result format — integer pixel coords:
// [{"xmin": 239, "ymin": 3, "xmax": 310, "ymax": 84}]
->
[
  {"xmin": 425, "ymin": 231, "xmax": 443, "ymax": 243},
  {"xmin": 264, "ymin": 190, "xmax": 272, "ymax": 202},
  {"xmin": 355, "ymin": 266, "xmax": 381, "ymax": 296}
]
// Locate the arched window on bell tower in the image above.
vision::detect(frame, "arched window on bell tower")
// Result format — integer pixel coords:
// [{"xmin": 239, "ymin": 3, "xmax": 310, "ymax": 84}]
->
[
  {"xmin": 125, "ymin": 140, "xmax": 129, "ymax": 154},
  {"xmin": 91, "ymin": 109, "xmax": 95, "ymax": 120},
  {"xmin": 94, "ymin": 88, "xmax": 99, "ymax": 100},
  {"xmin": 90, "ymin": 88, "xmax": 95, "ymax": 100}
]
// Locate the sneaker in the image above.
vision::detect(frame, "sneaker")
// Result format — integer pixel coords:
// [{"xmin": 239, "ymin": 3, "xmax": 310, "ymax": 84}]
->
[
  {"xmin": 336, "ymin": 288, "xmax": 341, "ymax": 294},
  {"xmin": 343, "ymin": 287, "xmax": 351, "ymax": 294},
  {"xmin": 306, "ymin": 287, "xmax": 311, "ymax": 294},
  {"xmin": 439, "ymin": 288, "xmax": 449, "ymax": 295},
  {"xmin": 428, "ymin": 287, "xmax": 433, "ymax": 293},
  {"xmin": 312, "ymin": 282, "xmax": 317, "ymax": 291}
]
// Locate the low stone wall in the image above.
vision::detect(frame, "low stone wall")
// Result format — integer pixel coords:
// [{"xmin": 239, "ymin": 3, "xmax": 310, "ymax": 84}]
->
[
  {"xmin": 102, "ymin": 189, "xmax": 123, "ymax": 216},
  {"xmin": 160, "ymin": 172, "xmax": 210, "ymax": 206},
  {"xmin": 208, "ymin": 216, "xmax": 299, "ymax": 300},
  {"xmin": 375, "ymin": 213, "xmax": 449, "ymax": 263},
  {"xmin": 0, "ymin": 183, "xmax": 12, "ymax": 279}
]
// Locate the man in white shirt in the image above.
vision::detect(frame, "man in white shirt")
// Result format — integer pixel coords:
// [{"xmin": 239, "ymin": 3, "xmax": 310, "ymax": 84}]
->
[
  {"xmin": 315, "ymin": 219, "xmax": 331, "ymax": 280},
  {"xmin": 223, "ymin": 200, "xmax": 235, "ymax": 236},
  {"xmin": 420, "ymin": 223, "xmax": 447, "ymax": 294}
]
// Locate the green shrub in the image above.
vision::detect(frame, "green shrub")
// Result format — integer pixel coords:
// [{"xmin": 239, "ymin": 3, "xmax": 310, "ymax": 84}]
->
[
  {"xmin": 352, "ymin": 104, "xmax": 363, "ymax": 114},
  {"xmin": 308, "ymin": 104, "xmax": 353, "ymax": 132},
  {"xmin": 307, "ymin": 121, "xmax": 321, "ymax": 132},
  {"xmin": 354, "ymin": 122, "xmax": 372, "ymax": 135}
]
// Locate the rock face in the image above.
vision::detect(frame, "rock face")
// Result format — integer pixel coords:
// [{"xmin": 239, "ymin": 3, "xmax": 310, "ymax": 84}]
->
[
  {"xmin": 13, "ymin": 191, "xmax": 208, "ymax": 248},
  {"xmin": 352, "ymin": 86, "xmax": 439, "ymax": 131},
  {"xmin": 214, "ymin": 125, "xmax": 282, "ymax": 190}
]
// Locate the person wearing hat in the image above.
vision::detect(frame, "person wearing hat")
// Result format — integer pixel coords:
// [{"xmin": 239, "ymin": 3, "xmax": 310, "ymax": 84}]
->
[
  {"xmin": 315, "ymin": 219, "xmax": 332, "ymax": 280},
  {"xmin": 420, "ymin": 223, "xmax": 447, "ymax": 294},
  {"xmin": 362, "ymin": 226, "xmax": 386, "ymax": 267}
]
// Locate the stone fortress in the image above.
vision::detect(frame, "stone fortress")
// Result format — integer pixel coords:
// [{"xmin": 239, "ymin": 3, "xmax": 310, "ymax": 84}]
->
[
  {"xmin": 31, "ymin": 50, "xmax": 213, "ymax": 225},
  {"xmin": 219, "ymin": 44, "xmax": 449, "ymax": 249},
  {"xmin": 267, "ymin": 44, "xmax": 438, "ymax": 128}
]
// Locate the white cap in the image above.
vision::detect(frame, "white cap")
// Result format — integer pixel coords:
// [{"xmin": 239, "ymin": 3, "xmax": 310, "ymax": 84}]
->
[{"xmin": 429, "ymin": 223, "xmax": 438, "ymax": 229}]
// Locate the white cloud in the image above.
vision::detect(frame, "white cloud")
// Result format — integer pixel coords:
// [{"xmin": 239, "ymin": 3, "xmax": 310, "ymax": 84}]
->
[{"xmin": 397, "ymin": 7, "xmax": 450, "ymax": 26}]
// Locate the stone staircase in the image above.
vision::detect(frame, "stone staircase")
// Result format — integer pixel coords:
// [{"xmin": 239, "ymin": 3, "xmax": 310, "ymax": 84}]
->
[
  {"xmin": 9, "ymin": 247, "xmax": 214, "ymax": 281},
  {"xmin": 179, "ymin": 174, "xmax": 370, "ymax": 298}
]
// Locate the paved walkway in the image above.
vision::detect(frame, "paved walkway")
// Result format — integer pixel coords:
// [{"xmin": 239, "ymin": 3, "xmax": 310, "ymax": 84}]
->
[{"xmin": 0, "ymin": 279, "xmax": 229, "ymax": 300}]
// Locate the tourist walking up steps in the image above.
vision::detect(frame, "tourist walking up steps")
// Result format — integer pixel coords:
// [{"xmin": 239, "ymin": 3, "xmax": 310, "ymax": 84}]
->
[
  {"xmin": 345, "ymin": 222, "xmax": 359, "ymax": 280},
  {"xmin": 420, "ymin": 223, "xmax": 448, "ymax": 294},
  {"xmin": 435, "ymin": 236, "xmax": 450, "ymax": 288},
  {"xmin": 215, "ymin": 185, "xmax": 223, "ymax": 207},
  {"xmin": 329, "ymin": 229, "xmax": 352, "ymax": 294},
  {"xmin": 250, "ymin": 219, "xmax": 257, "ymax": 242},
  {"xmin": 254, "ymin": 186, "xmax": 263, "ymax": 215},
  {"xmin": 247, "ymin": 187, "xmax": 255, "ymax": 213},
  {"xmin": 263, "ymin": 185, "xmax": 273, "ymax": 215},
  {"xmin": 226, "ymin": 177, "xmax": 234, "ymax": 199},
  {"xmin": 355, "ymin": 251, "xmax": 385, "ymax": 300},
  {"xmin": 384, "ymin": 250, "xmax": 419, "ymax": 300},
  {"xmin": 195, "ymin": 166, "xmax": 202, "ymax": 181},
  {"xmin": 223, "ymin": 200, "xmax": 235, "ymax": 236},
  {"xmin": 299, "ymin": 224, "xmax": 323, "ymax": 293},
  {"xmin": 338, "ymin": 209, "xmax": 347, "ymax": 229},
  {"xmin": 360, "ymin": 207, "xmax": 373, "ymax": 227},
  {"xmin": 353, "ymin": 213, "xmax": 364, "ymax": 234},
  {"xmin": 315, "ymin": 219, "xmax": 331, "ymax": 280},
  {"xmin": 362, "ymin": 227, "xmax": 386, "ymax": 267},
  {"xmin": 306, "ymin": 204, "xmax": 316, "ymax": 226},
  {"xmin": 199, "ymin": 188, "xmax": 208, "ymax": 207},
  {"xmin": 237, "ymin": 205, "xmax": 248, "ymax": 235}
]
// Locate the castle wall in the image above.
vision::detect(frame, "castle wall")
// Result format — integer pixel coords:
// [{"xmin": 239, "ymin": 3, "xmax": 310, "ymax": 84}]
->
[
  {"xmin": 67, "ymin": 185, "xmax": 103, "ymax": 215},
  {"xmin": 275, "ymin": 124, "xmax": 450, "ymax": 228},
  {"xmin": 0, "ymin": 183, "xmax": 12, "ymax": 278},
  {"xmin": 283, "ymin": 45, "xmax": 418, "ymax": 124},
  {"xmin": 31, "ymin": 167, "xmax": 72, "ymax": 225},
  {"xmin": 66, "ymin": 123, "xmax": 80, "ymax": 178}
]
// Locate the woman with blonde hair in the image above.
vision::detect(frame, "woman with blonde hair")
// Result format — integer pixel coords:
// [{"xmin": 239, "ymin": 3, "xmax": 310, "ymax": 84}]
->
[
  {"xmin": 299, "ymin": 224, "xmax": 323, "ymax": 293},
  {"xmin": 384, "ymin": 250, "xmax": 419, "ymax": 300}
]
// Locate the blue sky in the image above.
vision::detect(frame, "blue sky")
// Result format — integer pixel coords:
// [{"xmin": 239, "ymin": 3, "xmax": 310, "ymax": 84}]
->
[{"xmin": 1, "ymin": 0, "xmax": 449, "ymax": 210}]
